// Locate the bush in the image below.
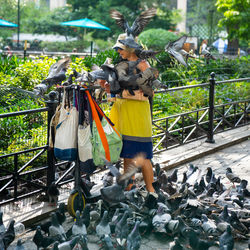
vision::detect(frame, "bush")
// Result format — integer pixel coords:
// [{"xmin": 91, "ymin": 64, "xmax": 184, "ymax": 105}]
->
[{"xmin": 139, "ymin": 29, "xmax": 178, "ymax": 50}]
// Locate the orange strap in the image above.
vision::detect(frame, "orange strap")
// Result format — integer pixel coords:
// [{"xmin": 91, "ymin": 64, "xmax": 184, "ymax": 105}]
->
[{"xmin": 84, "ymin": 87, "xmax": 111, "ymax": 161}]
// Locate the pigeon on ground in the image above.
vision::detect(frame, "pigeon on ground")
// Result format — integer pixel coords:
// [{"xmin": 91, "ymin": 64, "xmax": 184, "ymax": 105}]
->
[
  {"xmin": 0, "ymin": 219, "xmax": 15, "ymax": 249},
  {"xmin": 168, "ymin": 169, "xmax": 178, "ymax": 183},
  {"xmin": 14, "ymin": 239, "xmax": 25, "ymax": 250},
  {"xmin": 96, "ymin": 210, "xmax": 111, "ymax": 238},
  {"xmin": 152, "ymin": 204, "xmax": 171, "ymax": 233},
  {"xmin": 102, "ymin": 172, "xmax": 114, "ymax": 187},
  {"xmin": 53, "ymin": 236, "xmax": 80, "ymax": 250},
  {"xmin": 165, "ymin": 35, "xmax": 188, "ymax": 67},
  {"xmin": 49, "ymin": 212, "xmax": 66, "ymax": 242},
  {"xmin": 100, "ymin": 234, "xmax": 114, "ymax": 250},
  {"xmin": 81, "ymin": 204, "xmax": 91, "ymax": 229},
  {"xmin": 126, "ymin": 221, "xmax": 141, "ymax": 250},
  {"xmin": 205, "ymin": 167, "xmax": 213, "ymax": 184},
  {"xmin": 47, "ymin": 181, "xmax": 60, "ymax": 205},
  {"xmin": 188, "ymin": 229, "xmax": 216, "ymax": 250},
  {"xmin": 181, "ymin": 172, "xmax": 187, "ymax": 184},
  {"xmin": 72, "ymin": 210, "xmax": 87, "ymax": 236},
  {"xmin": 186, "ymin": 164, "xmax": 197, "ymax": 178},
  {"xmin": 201, "ymin": 214, "xmax": 217, "ymax": 234},
  {"xmin": 219, "ymin": 225, "xmax": 234, "ymax": 250},
  {"xmin": 226, "ymin": 167, "xmax": 241, "ymax": 184},
  {"xmin": 33, "ymin": 226, "xmax": 54, "ymax": 249},
  {"xmin": 170, "ymin": 237, "xmax": 184, "ymax": 250},
  {"xmin": 219, "ymin": 205, "xmax": 231, "ymax": 223},
  {"xmin": 0, "ymin": 211, "xmax": 5, "ymax": 234},
  {"xmin": 115, "ymin": 211, "xmax": 129, "ymax": 247},
  {"xmin": 109, "ymin": 208, "xmax": 121, "ymax": 233},
  {"xmin": 229, "ymin": 211, "xmax": 248, "ymax": 233}
]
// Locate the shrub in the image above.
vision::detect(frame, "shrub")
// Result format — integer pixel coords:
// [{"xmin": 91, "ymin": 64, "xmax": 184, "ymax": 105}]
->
[{"xmin": 138, "ymin": 29, "xmax": 178, "ymax": 50}]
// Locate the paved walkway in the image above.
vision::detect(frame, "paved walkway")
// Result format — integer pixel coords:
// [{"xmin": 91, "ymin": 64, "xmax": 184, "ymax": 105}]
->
[{"xmin": 3, "ymin": 125, "xmax": 250, "ymax": 249}]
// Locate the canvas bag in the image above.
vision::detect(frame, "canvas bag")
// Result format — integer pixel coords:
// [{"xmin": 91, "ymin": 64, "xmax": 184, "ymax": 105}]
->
[
  {"xmin": 54, "ymin": 89, "xmax": 78, "ymax": 161},
  {"xmin": 85, "ymin": 88, "xmax": 122, "ymax": 166},
  {"xmin": 78, "ymin": 90, "xmax": 96, "ymax": 174}
]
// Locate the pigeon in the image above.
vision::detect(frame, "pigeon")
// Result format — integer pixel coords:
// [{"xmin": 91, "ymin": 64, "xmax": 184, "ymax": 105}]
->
[
  {"xmin": 96, "ymin": 210, "xmax": 111, "ymax": 238},
  {"xmin": 1, "ymin": 219, "xmax": 15, "ymax": 249},
  {"xmin": 53, "ymin": 236, "xmax": 80, "ymax": 250},
  {"xmin": 49, "ymin": 212, "xmax": 66, "ymax": 242},
  {"xmin": 179, "ymin": 49, "xmax": 196, "ymax": 64},
  {"xmin": 110, "ymin": 8, "xmax": 157, "ymax": 39},
  {"xmin": 81, "ymin": 204, "xmax": 91, "ymax": 229},
  {"xmin": 72, "ymin": 210, "xmax": 87, "ymax": 236},
  {"xmin": 165, "ymin": 35, "xmax": 188, "ymax": 67},
  {"xmin": 229, "ymin": 210, "xmax": 248, "ymax": 233},
  {"xmin": 226, "ymin": 167, "xmax": 241, "ymax": 183},
  {"xmin": 168, "ymin": 169, "xmax": 178, "ymax": 183},
  {"xmin": 135, "ymin": 49, "xmax": 161, "ymax": 62},
  {"xmin": 201, "ymin": 214, "xmax": 217, "ymax": 234},
  {"xmin": 181, "ymin": 172, "xmax": 187, "ymax": 184},
  {"xmin": 47, "ymin": 181, "xmax": 60, "ymax": 205},
  {"xmin": 34, "ymin": 58, "xmax": 70, "ymax": 96},
  {"xmin": 33, "ymin": 226, "xmax": 54, "ymax": 249},
  {"xmin": 188, "ymin": 229, "xmax": 216, "ymax": 250},
  {"xmin": 205, "ymin": 167, "xmax": 213, "ymax": 184},
  {"xmin": 201, "ymin": 48, "xmax": 216, "ymax": 61},
  {"xmin": 219, "ymin": 205, "xmax": 231, "ymax": 223},
  {"xmin": 170, "ymin": 237, "xmax": 184, "ymax": 250},
  {"xmin": 100, "ymin": 157, "xmax": 142, "ymax": 204},
  {"xmin": 219, "ymin": 225, "xmax": 234, "ymax": 250},
  {"xmin": 100, "ymin": 234, "xmax": 114, "ymax": 250},
  {"xmin": 0, "ymin": 211, "xmax": 5, "ymax": 234},
  {"xmin": 14, "ymin": 239, "xmax": 25, "ymax": 250},
  {"xmin": 102, "ymin": 172, "xmax": 114, "ymax": 187},
  {"xmin": 186, "ymin": 163, "xmax": 197, "ymax": 178},
  {"xmin": 109, "ymin": 208, "xmax": 121, "ymax": 233},
  {"xmin": 152, "ymin": 204, "xmax": 171, "ymax": 233},
  {"xmin": 126, "ymin": 221, "xmax": 141, "ymax": 250},
  {"xmin": 115, "ymin": 211, "xmax": 129, "ymax": 247}
]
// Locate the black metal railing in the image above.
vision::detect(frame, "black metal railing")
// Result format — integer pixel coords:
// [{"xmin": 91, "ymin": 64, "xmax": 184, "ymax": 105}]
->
[
  {"xmin": 152, "ymin": 74, "xmax": 250, "ymax": 153},
  {"xmin": 0, "ymin": 74, "xmax": 249, "ymax": 205}
]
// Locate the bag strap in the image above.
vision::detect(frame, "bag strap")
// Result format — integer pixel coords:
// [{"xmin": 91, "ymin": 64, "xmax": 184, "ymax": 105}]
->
[{"xmin": 84, "ymin": 87, "xmax": 111, "ymax": 162}]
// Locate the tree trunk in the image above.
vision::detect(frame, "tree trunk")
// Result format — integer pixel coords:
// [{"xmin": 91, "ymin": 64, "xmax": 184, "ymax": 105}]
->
[{"xmin": 227, "ymin": 26, "xmax": 239, "ymax": 55}]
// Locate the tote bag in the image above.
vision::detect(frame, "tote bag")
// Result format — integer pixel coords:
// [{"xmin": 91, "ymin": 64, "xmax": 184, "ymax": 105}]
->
[
  {"xmin": 54, "ymin": 89, "xmax": 78, "ymax": 161},
  {"xmin": 85, "ymin": 88, "xmax": 122, "ymax": 166}
]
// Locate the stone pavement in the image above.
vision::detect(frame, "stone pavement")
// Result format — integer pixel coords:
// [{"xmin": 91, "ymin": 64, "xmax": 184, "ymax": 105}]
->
[{"xmin": 3, "ymin": 124, "xmax": 250, "ymax": 249}]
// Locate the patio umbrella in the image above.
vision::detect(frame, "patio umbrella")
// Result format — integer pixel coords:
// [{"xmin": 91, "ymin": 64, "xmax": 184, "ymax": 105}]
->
[
  {"xmin": 61, "ymin": 18, "xmax": 110, "ymax": 30},
  {"xmin": 0, "ymin": 18, "xmax": 18, "ymax": 28}
]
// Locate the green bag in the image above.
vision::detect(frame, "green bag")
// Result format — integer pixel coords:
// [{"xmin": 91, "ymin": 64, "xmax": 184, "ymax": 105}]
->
[
  {"xmin": 85, "ymin": 88, "xmax": 122, "ymax": 166},
  {"xmin": 92, "ymin": 117, "xmax": 123, "ymax": 166}
]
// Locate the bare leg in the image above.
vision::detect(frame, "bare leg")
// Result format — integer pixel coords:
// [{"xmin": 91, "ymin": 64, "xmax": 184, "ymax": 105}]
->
[
  {"xmin": 141, "ymin": 159, "xmax": 155, "ymax": 192},
  {"xmin": 124, "ymin": 158, "xmax": 135, "ymax": 191},
  {"xmin": 124, "ymin": 157, "xmax": 155, "ymax": 193}
]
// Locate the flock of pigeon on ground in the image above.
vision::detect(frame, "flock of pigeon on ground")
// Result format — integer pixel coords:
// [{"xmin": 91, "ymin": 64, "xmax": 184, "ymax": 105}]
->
[{"xmin": 0, "ymin": 162, "xmax": 249, "ymax": 250}]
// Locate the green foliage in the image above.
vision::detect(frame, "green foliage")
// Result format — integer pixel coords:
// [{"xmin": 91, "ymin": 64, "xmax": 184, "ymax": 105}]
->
[
  {"xmin": 0, "ymin": 55, "xmax": 22, "ymax": 75},
  {"xmin": 216, "ymin": 0, "xmax": 250, "ymax": 41},
  {"xmin": 139, "ymin": 29, "xmax": 178, "ymax": 50}
]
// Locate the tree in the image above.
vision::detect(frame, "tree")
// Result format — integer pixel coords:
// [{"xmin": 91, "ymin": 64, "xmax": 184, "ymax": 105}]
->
[{"xmin": 216, "ymin": 0, "xmax": 250, "ymax": 53}]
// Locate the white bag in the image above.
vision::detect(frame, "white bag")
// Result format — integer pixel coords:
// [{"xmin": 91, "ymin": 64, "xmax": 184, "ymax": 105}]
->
[
  {"xmin": 78, "ymin": 124, "xmax": 92, "ymax": 162},
  {"xmin": 54, "ymin": 89, "xmax": 79, "ymax": 161}
]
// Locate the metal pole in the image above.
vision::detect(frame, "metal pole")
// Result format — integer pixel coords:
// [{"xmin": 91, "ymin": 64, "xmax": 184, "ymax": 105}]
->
[
  {"xmin": 90, "ymin": 41, "xmax": 93, "ymax": 57},
  {"xmin": 46, "ymin": 91, "xmax": 58, "ymax": 187},
  {"xmin": 206, "ymin": 72, "xmax": 215, "ymax": 143},
  {"xmin": 17, "ymin": 0, "xmax": 20, "ymax": 48}
]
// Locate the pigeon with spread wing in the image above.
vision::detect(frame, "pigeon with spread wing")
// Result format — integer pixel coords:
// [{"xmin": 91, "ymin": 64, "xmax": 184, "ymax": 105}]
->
[{"xmin": 165, "ymin": 35, "xmax": 188, "ymax": 67}]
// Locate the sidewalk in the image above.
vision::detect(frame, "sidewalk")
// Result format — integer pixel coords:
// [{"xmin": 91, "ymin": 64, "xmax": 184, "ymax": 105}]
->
[
  {"xmin": 4, "ymin": 125, "xmax": 250, "ymax": 249},
  {"xmin": 2, "ymin": 125, "xmax": 249, "ymax": 227}
]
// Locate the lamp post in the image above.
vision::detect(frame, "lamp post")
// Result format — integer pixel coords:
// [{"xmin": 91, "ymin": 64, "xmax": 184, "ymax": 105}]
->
[{"xmin": 17, "ymin": 0, "xmax": 20, "ymax": 48}]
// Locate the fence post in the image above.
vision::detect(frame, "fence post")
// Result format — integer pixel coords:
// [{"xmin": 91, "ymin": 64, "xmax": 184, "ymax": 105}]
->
[
  {"xmin": 206, "ymin": 72, "xmax": 216, "ymax": 143},
  {"xmin": 46, "ymin": 91, "xmax": 58, "ymax": 187}
]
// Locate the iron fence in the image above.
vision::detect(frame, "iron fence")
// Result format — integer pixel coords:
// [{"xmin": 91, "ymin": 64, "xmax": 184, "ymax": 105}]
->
[{"xmin": 0, "ymin": 74, "xmax": 249, "ymax": 205}]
